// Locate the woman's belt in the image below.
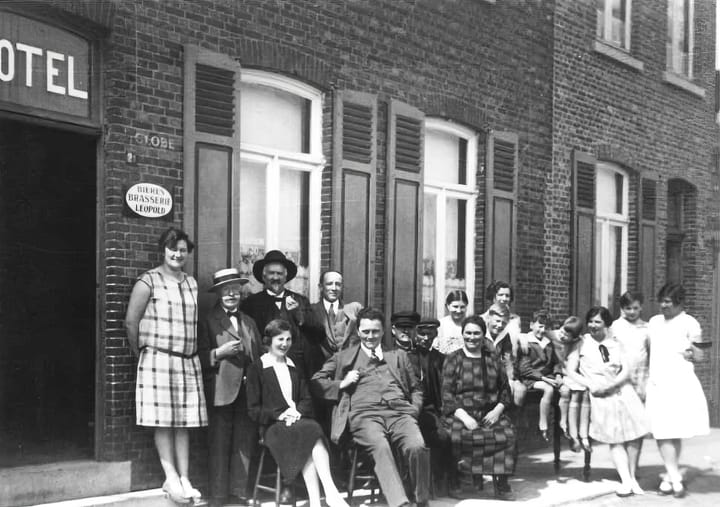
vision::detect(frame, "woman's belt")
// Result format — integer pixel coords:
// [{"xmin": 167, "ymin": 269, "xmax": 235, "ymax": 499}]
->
[{"xmin": 140, "ymin": 345, "xmax": 198, "ymax": 359}]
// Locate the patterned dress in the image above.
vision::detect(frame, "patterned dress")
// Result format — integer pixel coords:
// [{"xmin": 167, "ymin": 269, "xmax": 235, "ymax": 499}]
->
[
  {"xmin": 135, "ymin": 270, "xmax": 208, "ymax": 427},
  {"xmin": 441, "ymin": 346, "xmax": 517, "ymax": 476},
  {"xmin": 646, "ymin": 312, "xmax": 709, "ymax": 439},
  {"xmin": 610, "ymin": 318, "xmax": 650, "ymax": 401},
  {"xmin": 576, "ymin": 336, "xmax": 648, "ymax": 444},
  {"xmin": 432, "ymin": 315, "xmax": 464, "ymax": 355}
]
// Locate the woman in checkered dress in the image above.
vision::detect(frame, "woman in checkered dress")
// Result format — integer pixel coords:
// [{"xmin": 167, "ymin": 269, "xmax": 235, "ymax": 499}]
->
[
  {"xmin": 441, "ymin": 315, "xmax": 517, "ymax": 501},
  {"xmin": 125, "ymin": 227, "xmax": 208, "ymax": 504}
]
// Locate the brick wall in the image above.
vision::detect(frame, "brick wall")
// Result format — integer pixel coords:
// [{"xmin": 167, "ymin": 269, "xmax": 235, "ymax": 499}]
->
[{"xmin": 548, "ymin": 0, "xmax": 718, "ymax": 410}]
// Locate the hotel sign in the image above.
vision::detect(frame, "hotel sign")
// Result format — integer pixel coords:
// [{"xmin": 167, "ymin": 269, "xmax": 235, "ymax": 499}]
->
[{"xmin": 0, "ymin": 12, "xmax": 91, "ymax": 118}]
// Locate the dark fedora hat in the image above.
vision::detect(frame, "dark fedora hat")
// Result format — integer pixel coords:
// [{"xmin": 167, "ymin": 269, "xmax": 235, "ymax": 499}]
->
[
  {"xmin": 252, "ymin": 250, "xmax": 298, "ymax": 283},
  {"xmin": 209, "ymin": 268, "xmax": 249, "ymax": 292}
]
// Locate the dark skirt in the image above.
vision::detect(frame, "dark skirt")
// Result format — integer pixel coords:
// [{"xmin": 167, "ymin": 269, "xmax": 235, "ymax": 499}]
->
[
  {"xmin": 264, "ymin": 418, "xmax": 326, "ymax": 479},
  {"xmin": 443, "ymin": 414, "xmax": 517, "ymax": 476}
]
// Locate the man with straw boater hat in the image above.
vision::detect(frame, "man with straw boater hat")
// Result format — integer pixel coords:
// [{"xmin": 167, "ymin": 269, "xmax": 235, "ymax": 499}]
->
[{"xmin": 199, "ymin": 268, "xmax": 262, "ymax": 507}]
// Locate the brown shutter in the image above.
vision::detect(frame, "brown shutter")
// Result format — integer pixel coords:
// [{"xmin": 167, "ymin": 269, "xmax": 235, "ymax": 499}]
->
[
  {"xmin": 485, "ymin": 131, "xmax": 519, "ymax": 288},
  {"xmin": 572, "ymin": 151, "xmax": 597, "ymax": 315},
  {"xmin": 385, "ymin": 100, "xmax": 424, "ymax": 330},
  {"xmin": 332, "ymin": 91, "xmax": 377, "ymax": 306},
  {"xmin": 638, "ymin": 175, "xmax": 658, "ymax": 316},
  {"xmin": 183, "ymin": 46, "xmax": 241, "ymax": 313}
]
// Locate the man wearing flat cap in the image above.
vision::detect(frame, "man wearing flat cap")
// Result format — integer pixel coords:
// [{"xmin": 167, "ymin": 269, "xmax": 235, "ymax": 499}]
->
[
  {"xmin": 198, "ymin": 268, "xmax": 262, "ymax": 507},
  {"xmin": 408, "ymin": 318, "xmax": 456, "ymax": 496},
  {"xmin": 391, "ymin": 310, "xmax": 421, "ymax": 351},
  {"xmin": 240, "ymin": 250, "xmax": 316, "ymax": 378}
]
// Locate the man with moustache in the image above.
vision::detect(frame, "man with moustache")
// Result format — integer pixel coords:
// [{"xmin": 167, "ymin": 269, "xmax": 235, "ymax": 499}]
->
[
  {"xmin": 240, "ymin": 250, "xmax": 316, "ymax": 378},
  {"xmin": 198, "ymin": 268, "xmax": 262, "ymax": 507}
]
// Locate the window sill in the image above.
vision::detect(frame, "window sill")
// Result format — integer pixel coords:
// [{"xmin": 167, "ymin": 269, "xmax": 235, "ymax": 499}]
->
[
  {"xmin": 593, "ymin": 40, "xmax": 644, "ymax": 72},
  {"xmin": 662, "ymin": 71, "xmax": 706, "ymax": 98}
]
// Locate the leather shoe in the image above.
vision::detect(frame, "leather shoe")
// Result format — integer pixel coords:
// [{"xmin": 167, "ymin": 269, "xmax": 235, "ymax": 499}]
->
[
  {"xmin": 493, "ymin": 475, "xmax": 516, "ymax": 501},
  {"xmin": 279, "ymin": 485, "xmax": 295, "ymax": 504}
]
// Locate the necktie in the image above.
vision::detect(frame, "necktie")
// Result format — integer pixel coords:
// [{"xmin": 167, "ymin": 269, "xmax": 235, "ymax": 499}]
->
[
  {"xmin": 227, "ymin": 310, "xmax": 240, "ymax": 320},
  {"xmin": 328, "ymin": 304, "xmax": 337, "ymax": 326},
  {"xmin": 370, "ymin": 348, "xmax": 379, "ymax": 362}
]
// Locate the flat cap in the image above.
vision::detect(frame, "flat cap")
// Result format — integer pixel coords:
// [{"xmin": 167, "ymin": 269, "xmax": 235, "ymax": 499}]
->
[{"xmin": 391, "ymin": 310, "xmax": 421, "ymax": 327}]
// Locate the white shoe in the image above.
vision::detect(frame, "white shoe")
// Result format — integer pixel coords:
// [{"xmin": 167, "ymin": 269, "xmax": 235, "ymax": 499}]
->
[{"xmin": 179, "ymin": 476, "xmax": 202, "ymax": 501}]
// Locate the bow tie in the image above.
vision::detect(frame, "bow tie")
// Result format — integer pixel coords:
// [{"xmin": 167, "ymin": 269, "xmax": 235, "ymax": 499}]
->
[
  {"xmin": 271, "ymin": 296, "xmax": 284, "ymax": 304},
  {"xmin": 226, "ymin": 310, "xmax": 240, "ymax": 319}
]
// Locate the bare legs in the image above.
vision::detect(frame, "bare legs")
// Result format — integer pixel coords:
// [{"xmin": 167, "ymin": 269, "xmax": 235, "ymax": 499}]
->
[
  {"xmin": 301, "ymin": 440, "xmax": 348, "ymax": 507},
  {"xmin": 155, "ymin": 428, "xmax": 198, "ymax": 502},
  {"xmin": 532, "ymin": 381, "xmax": 555, "ymax": 432},
  {"xmin": 657, "ymin": 438, "xmax": 684, "ymax": 487},
  {"xmin": 609, "ymin": 443, "xmax": 633, "ymax": 495},
  {"xmin": 561, "ymin": 389, "xmax": 590, "ymax": 451}
]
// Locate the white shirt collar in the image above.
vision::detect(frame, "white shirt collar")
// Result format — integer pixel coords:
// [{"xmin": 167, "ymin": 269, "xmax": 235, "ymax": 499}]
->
[
  {"xmin": 323, "ymin": 299, "xmax": 337, "ymax": 312},
  {"xmin": 360, "ymin": 344, "xmax": 383, "ymax": 360},
  {"xmin": 260, "ymin": 352, "xmax": 295, "ymax": 369}
]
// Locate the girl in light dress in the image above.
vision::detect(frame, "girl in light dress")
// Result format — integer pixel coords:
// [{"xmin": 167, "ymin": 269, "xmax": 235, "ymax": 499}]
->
[
  {"xmin": 566, "ymin": 307, "xmax": 649, "ymax": 497},
  {"xmin": 610, "ymin": 291, "xmax": 650, "ymax": 486},
  {"xmin": 646, "ymin": 283, "xmax": 710, "ymax": 498},
  {"xmin": 432, "ymin": 290, "xmax": 469, "ymax": 355}
]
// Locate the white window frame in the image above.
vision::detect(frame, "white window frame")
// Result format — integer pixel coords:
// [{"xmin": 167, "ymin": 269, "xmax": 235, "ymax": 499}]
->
[
  {"xmin": 597, "ymin": 0, "xmax": 632, "ymax": 50},
  {"xmin": 667, "ymin": 0, "xmax": 694, "ymax": 78},
  {"xmin": 240, "ymin": 70, "xmax": 324, "ymax": 301},
  {"xmin": 423, "ymin": 118, "xmax": 477, "ymax": 319},
  {"xmin": 595, "ymin": 163, "xmax": 629, "ymax": 309}
]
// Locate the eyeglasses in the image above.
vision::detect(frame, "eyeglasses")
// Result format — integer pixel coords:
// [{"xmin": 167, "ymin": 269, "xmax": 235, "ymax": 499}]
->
[{"xmin": 599, "ymin": 344, "xmax": 610, "ymax": 363}]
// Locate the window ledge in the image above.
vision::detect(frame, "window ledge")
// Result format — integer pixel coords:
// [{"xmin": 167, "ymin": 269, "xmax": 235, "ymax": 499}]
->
[
  {"xmin": 593, "ymin": 40, "xmax": 644, "ymax": 71},
  {"xmin": 662, "ymin": 71, "xmax": 706, "ymax": 98}
]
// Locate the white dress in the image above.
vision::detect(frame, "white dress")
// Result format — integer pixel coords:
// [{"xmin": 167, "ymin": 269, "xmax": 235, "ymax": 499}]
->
[{"xmin": 646, "ymin": 312, "xmax": 709, "ymax": 439}]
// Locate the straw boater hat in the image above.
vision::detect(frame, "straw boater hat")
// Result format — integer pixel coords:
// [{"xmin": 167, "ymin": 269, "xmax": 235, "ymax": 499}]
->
[
  {"xmin": 252, "ymin": 250, "xmax": 298, "ymax": 283},
  {"xmin": 208, "ymin": 268, "xmax": 249, "ymax": 292}
]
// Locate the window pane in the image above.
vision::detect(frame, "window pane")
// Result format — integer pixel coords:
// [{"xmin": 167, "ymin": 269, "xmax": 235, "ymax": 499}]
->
[
  {"xmin": 278, "ymin": 168, "xmax": 310, "ymax": 296},
  {"xmin": 597, "ymin": 167, "xmax": 619, "ymax": 214},
  {"xmin": 445, "ymin": 197, "xmax": 466, "ymax": 294},
  {"xmin": 596, "ymin": 0, "xmax": 605, "ymax": 39},
  {"xmin": 240, "ymin": 83, "xmax": 308, "ymax": 152},
  {"xmin": 610, "ymin": 0, "xmax": 626, "ymax": 46},
  {"xmin": 422, "ymin": 193, "xmax": 438, "ymax": 318},
  {"xmin": 238, "ymin": 158, "xmax": 267, "ymax": 292},
  {"xmin": 425, "ymin": 129, "xmax": 460, "ymax": 184}
]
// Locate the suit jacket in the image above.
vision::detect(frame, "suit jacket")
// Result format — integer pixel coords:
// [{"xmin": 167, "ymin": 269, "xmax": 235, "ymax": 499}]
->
[
  {"xmin": 246, "ymin": 355, "xmax": 314, "ymax": 426},
  {"xmin": 305, "ymin": 301, "xmax": 358, "ymax": 375},
  {"xmin": 310, "ymin": 344, "xmax": 423, "ymax": 443},
  {"xmin": 241, "ymin": 289, "xmax": 320, "ymax": 376},
  {"xmin": 198, "ymin": 303, "xmax": 262, "ymax": 406},
  {"xmin": 408, "ymin": 348, "xmax": 444, "ymax": 413}
]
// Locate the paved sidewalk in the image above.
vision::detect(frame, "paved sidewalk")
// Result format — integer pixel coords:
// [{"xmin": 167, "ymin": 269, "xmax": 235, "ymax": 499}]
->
[{"xmin": 29, "ymin": 429, "xmax": 720, "ymax": 507}]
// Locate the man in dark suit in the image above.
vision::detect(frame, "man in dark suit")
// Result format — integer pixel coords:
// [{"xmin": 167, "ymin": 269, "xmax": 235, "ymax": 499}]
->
[
  {"xmin": 198, "ymin": 268, "xmax": 262, "ymax": 507},
  {"xmin": 407, "ymin": 318, "xmax": 456, "ymax": 497},
  {"xmin": 391, "ymin": 311, "xmax": 420, "ymax": 351},
  {"xmin": 311, "ymin": 307, "xmax": 430, "ymax": 507},
  {"xmin": 306, "ymin": 270, "xmax": 362, "ymax": 376},
  {"xmin": 241, "ymin": 250, "xmax": 317, "ymax": 378}
]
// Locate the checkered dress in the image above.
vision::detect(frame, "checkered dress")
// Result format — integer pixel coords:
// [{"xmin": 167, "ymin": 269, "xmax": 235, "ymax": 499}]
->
[
  {"xmin": 135, "ymin": 270, "xmax": 208, "ymax": 427},
  {"xmin": 441, "ymin": 347, "xmax": 517, "ymax": 475}
]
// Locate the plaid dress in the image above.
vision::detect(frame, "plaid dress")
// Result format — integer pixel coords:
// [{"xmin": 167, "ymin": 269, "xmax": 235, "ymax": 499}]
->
[
  {"xmin": 441, "ymin": 346, "xmax": 517, "ymax": 476},
  {"xmin": 135, "ymin": 270, "xmax": 208, "ymax": 427}
]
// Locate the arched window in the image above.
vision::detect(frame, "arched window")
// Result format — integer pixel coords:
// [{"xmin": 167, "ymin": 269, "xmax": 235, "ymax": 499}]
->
[{"xmin": 422, "ymin": 119, "xmax": 477, "ymax": 318}]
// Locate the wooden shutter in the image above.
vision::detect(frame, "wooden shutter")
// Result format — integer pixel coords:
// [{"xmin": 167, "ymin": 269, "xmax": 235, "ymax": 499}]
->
[
  {"xmin": 183, "ymin": 45, "xmax": 242, "ymax": 314},
  {"xmin": 638, "ymin": 175, "xmax": 658, "ymax": 316},
  {"xmin": 572, "ymin": 151, "xmax": 597, "ymax": 315},
  {"xmin": 485, "ymin": 131, "xmax": 519, "ymax": 288},
  {"xmin": 385, "ymin": 100, "xmax": 424, "ymax": 329},
  {"xmin": 332, "ymin": 91, "xmax": 377, "ymax": 306}
]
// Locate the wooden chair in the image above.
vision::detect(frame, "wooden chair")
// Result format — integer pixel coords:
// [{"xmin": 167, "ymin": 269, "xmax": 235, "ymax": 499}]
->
[
  {"xmin": 252, "ymin": 440, "xmax": 295, "ymax": 507},
  {"xmin": 346, "ymin": 444, "xmax": 380, "ymax": 504}
]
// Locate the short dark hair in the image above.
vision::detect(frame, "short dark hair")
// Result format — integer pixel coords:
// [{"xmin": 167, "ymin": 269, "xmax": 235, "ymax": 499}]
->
[
  {"xmin": 158, "ymin": 227, "xmax": 195, "ymax": 253},
  {"xmin": 445, "ymin": 290, "xmax": 469, "ymax": 306},
  {"xmin": 531, "ymin": 310, "xmax": 550, "ymax": 326},
  {"xmin": 485, "ymin": 280, "xmax": 514, "ymax": 303},
  {"xmin": 585, "ymin": 306, "xmax": 613, "ymax": 327},
  {"xmin": 562, "ymin": 316, "xmax": 584, "ymax": 339},
  {"xmin": 263, "ymin": 318, "xmax": 292, "ymax": 346},
  {"xmin": 357, "ymin": 306, "xmax": 384, "ymax": 325},
  {"xmin": 319, "ymin": 270, "xmax": 342, "ymax": 286},
  {"xmin": 461, "ymin": 315, "xmax": 487, "ymax": 334},
  {"xmin": 657, "ymin": 283, "xmax": 686, "ymax": 306},
  {"xmin": 618, "ymin": 290, "xmax": 644, "ymax": 307}
]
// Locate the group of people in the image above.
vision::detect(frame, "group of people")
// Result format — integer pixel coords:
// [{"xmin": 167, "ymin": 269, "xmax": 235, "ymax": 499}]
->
[{"xmin": 125, "ymin": 227, "xmax": 710, "ymax": 507}]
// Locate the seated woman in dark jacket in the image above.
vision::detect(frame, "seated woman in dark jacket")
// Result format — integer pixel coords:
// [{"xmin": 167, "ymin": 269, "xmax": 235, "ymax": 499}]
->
[{"xmin": 246, "ymin": 319, "xmax": 348, "ymax": 507}]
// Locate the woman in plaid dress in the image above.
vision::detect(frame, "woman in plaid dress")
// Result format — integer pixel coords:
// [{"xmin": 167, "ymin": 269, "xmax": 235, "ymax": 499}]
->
[
  {"xmin": 441, "ymin": 315, "xmax": 517, "ymax": 501},
  {"xmin": 125, "ymin": 227, "xmax": 208, "ymax": 504}
]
